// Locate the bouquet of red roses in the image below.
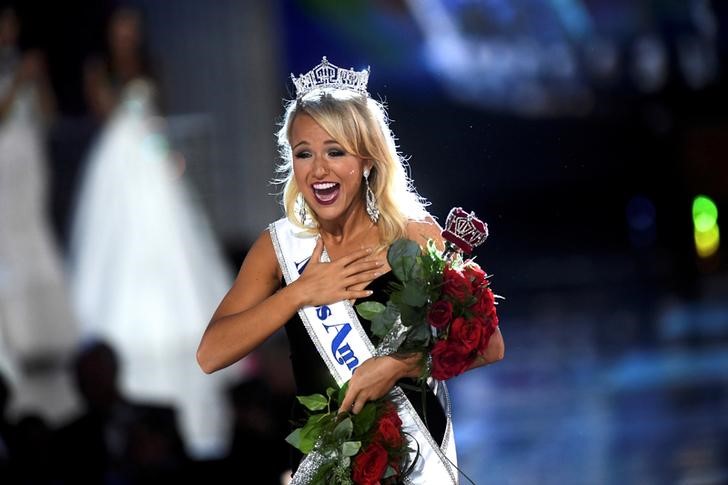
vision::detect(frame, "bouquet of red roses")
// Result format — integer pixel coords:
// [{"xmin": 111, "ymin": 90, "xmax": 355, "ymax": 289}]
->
[
  {"xmin": 356, "ymin": 207, "xmax": 500, "ymax": 381},
  {"xmin": 286, "ymin": 383, "xmax": 410, "ymax": 485}
]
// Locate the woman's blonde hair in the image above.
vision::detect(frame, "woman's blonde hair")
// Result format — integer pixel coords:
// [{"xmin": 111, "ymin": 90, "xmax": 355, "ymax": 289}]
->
[{"xmin": 274, "ymin": 89, "xmax": 429, "ymax": 246}]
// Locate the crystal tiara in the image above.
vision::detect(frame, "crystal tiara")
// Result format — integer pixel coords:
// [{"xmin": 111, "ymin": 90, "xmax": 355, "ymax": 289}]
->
[
  {"xmin": 442, "ymin": 207, "xmax": 489, "ymax": 254},
  {"xmin": 291, "ymin": 56, "xmax": 370, "ymax": 99}
]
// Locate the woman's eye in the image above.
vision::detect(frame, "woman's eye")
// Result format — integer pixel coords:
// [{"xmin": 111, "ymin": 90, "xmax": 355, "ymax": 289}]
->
[
  {"xmin": 328, "ymin": 150, "xmax": 345, "ymax": 157},
  {"xmin": 294, "ymin": 151, "xmax": 311, "ymax": 159}
]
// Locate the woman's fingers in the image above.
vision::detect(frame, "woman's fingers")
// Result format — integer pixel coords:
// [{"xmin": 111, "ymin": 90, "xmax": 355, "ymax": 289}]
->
[
  {"xmin": 346, "ymin": 288, "xmax": 374, "ymax": 301},
  {"xmin": 346, "ymin": 267, "xmax": 384, "ymax": 282},
  {"xmin": 309, "ymin": 237, "xmax": 324, "ymax": 265},
  {"xmin": 351, "ymin": 399, "xmax": 366, "ymax": 415},
  {"xmin": 344, "ymin": 258, "xmax": 383, "ymax": 274},
  {"xmin": 337, "ymin": 246, "xmax": 374, "ymax": 267},
  {"xmin": 340, "ymin": 267, "xmax": 382, "ymax": 286},
  {"xmin": 338, "ymin": 388, "xmax": 356, "ymax": 414},
  {"xmin": 339, "ymin": 388, "xmax": 369, "ymax": 415},
  {"xmin": 338, "ymin": 358, "xmax": 402, "ymax": 414},
  {"xmin": 297, "ymin": 243, "xmax": 386, "ymax": 307}
]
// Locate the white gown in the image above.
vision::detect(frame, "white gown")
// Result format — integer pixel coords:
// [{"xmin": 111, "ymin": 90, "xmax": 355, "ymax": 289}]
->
[
  {"xmin": 69, "ymin": 79, "xmax": 236, "ymax": 457},
  {"xmin": 0, "ymin": 51, "xmax": 79, "ymax": 422}
]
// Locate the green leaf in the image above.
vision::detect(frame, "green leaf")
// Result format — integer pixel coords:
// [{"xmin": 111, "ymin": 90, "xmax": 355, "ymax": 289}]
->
[
  {"xmin": 427, "ymin": 238, "xmax": 439, "ymax": 256},
  {"xmin": 422, "ymin": 242, "xmax": 446, "ymax": 281},
  {"xmin": 355, "ymin": 301, "xmax": 386, "ymax": 321},
  {"xmin": 333, "ymin": 417, "xmax": 353, "ymax": 440},
  {"xmin": 298, "ymin": 417, "xmax": 325, "ymax": 454},
  {"xmin": 399, "ymin": 303, "xmax": 426, "ymax": 328},
  {"xmin": 326, "ymin": 387, "xmax": 336, "ymax": 401},
  {"xmin": 306, "ymin": 412, "xmax": 330, "ymax": 427},
  {"xmin": 371, "ymin": 302, "xmax": 399, "ymax": 337},
  {"xmin": 291, "ymin": 413, "xmax": 330, "ymax": 454},
  {"xmin": 400, "ymin": 282, "xmax": 428, "ymax": 307},
  {"xmin": 387, "ymin": 239, "xmax": 421, "ymax": 282},
  {"xmin": 341, "ymin": 440, "xmax": 361, "ymax": 457},
  {"xmin": 297, "ymin": 393, "xmax": 328, "ymax": 411},
  {"xmin": 389, "ymin": 288, "xmax": 404, "ymax": 306},
  {"xmin": 406, "ymin": 324, "xmax": 431, "ymax": 347},
  {"xmin": 311, "ymin": 462, "xmax": 335, "ymax": 485},
  {"xmin": 352, "ymin": 402, "xmax": 377, "ymax": 435},
  {"xmin": 383, "ymin": 465, "xmax": 397, "ymax": 479},
  {"xmin": 285, "ymin": 428, "xmax": 302, "ymax": 449},
  {"xmin": 294, "ymin": 413, "xmax": 333, "ymax": 453}
]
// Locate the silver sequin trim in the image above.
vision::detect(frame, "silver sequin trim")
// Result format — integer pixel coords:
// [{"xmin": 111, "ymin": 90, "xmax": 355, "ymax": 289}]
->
[{"xmin": 269, "ymin": 221, "xmax": 345, "ymax": 384}]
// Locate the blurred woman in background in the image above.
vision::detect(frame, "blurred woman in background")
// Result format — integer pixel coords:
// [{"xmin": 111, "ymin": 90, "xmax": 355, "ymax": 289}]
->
[
  {"xmin": 0, "ymin": 5, "xmax": 78, "ymax": 423},
  {"xmin": 69, "ymin": 6, "xmax": 235, "ymax": 458}
]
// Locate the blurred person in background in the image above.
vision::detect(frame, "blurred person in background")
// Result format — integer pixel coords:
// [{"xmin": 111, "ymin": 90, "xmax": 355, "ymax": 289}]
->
[
  {"xmin": 0, "ymin": 4, "xmax": 78, "ymax": 423},
  {"xmin": 54, "ymin": 340, "xmax": 188, "ymax": 484},
  {"xmin": 68, "ymin": 6, "xmax": 234, "ymax": 458},
  {"xmin": 222, "ymin": 334, "xmax": 294, "ymax": 484},
  {"xmin": 82, "ymin": 5, "xmax": 155, "ymax": 122},
  {"xmin": 197, "ymin": 57, "xmax": 504, "ymax": 483}
]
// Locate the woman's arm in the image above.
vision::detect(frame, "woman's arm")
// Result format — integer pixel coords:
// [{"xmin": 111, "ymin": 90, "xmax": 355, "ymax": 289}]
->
[
  {"xmin": 0, "ymin": 75, "xmax": 20, "ymax": 121},
  {"xmin": 23, "ymin": 51, "xmax": 56, "ymax": 124},
  {"xmin": 83, "ymin": 58, "xmax": 117, "ymax": 120},
  {"xmin": 196, "ymin": 230, "xmax": 292, "ymax": 373},
  {"xmin": 469, "ymin": 327, "xmax": 505, "ymax": 369},
  {"xmin": 197, "ymin": 230, "xmax": 381, "ymax": 374}
]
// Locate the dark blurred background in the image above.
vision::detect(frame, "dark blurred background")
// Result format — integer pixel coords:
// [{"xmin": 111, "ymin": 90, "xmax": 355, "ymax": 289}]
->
[{"xmin": 1, "ymin": 0, "xmax": 726, "ymax": 483}]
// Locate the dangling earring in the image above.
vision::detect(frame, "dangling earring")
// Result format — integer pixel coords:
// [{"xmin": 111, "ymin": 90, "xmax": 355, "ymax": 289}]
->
[
  {"xmin": 297, "ymin": 193, "xmax": 308, "ymax": 225},
  {"xmin": 363, "ymin": 168, "xmax": 379, "ymax": 223}
]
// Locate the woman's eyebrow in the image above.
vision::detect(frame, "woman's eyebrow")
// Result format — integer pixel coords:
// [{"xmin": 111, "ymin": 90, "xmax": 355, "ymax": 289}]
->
[{"xmin": 292, "ymin": 139, "xmax": 339, "ymax": 150}]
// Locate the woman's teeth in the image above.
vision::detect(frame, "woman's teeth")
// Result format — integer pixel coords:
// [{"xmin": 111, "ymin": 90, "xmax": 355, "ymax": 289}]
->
[{"xmin": 312, "ymin": 182, "xmax": 340, "ymax": 204}]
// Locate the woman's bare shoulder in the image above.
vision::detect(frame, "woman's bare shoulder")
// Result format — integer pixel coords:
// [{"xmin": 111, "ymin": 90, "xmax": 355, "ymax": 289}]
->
[
  {"xmin": 241, "ymin": 228, "xmax": 282, "ymax": 281},
  {"xmin": 210, "ymin": 228, "xmax": 282, "ymax": 322},
  {"xmin": 405, "ymin": 215, "xmax": 444, "ymax": 248}
]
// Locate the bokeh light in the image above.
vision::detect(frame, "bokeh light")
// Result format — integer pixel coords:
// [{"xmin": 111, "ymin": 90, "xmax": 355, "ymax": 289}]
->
[
  {"xmin": 692, "ymin": 195, "xmax": 720, "ymax": 258},
  {"xmin": 627, "ymin": 195, "xmax": 657, "ymax": 247}
]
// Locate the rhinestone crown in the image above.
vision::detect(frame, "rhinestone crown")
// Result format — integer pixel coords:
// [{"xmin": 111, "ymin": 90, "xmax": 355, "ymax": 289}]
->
[
  {"xmin": 442, "ymin": 207, "xmax": 489, "ymax": 255},
  {"xmin": 291, "ymin": 56, "xmax": 370, "ymax": 99}
]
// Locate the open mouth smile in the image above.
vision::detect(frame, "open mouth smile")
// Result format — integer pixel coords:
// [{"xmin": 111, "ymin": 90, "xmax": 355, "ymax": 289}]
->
[{"xmin": 312, "ymin": 182, "xmax": 340, "ymax": 205}]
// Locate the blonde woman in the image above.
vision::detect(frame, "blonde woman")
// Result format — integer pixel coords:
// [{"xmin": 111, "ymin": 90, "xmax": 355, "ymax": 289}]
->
[{"xmin": 197, "ymin": 57, "xmax": 504, "ymax": 483}]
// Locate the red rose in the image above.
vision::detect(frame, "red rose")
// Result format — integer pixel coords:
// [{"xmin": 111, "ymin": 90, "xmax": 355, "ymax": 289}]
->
[
  {"xmin": 427, "ymin": 300, "xmax": 453, "ymax": 330},
  {"xmin": 471, "ymin": 287, "xmax": 496, "ymax": 316},
  {"xmin": 442, "ymin": 266, "xmax": 470, "ymax": 301},
  {"xmin": 463, "ymin": 263, "xmax": 487, "ymax": 292},
  {"xmin": 477, "ymin": 314, "xmax": 499, "ymax": 354},
  {"xmin": 478, "ymin": 326, "xmax": 493, "ymax": 354},
  {"xmin": 352, "ymin": 442, "xmax": 389, "ymax": 485},
  {"xmin": 431, "ymin": 339, "xmax": 472, "ymax": 380},
  {"xmin": 375, "ymin": 411, "xmax": 403, "ymax": 449},
  {"xmin": 450, "ymin": 316, "xmax": 483, "ymax": 353}
]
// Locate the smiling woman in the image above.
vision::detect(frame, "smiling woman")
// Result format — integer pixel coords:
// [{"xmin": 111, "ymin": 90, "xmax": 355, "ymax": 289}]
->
[
  {"xmin": 196, "ymin": 57, "xmax": 504, "ymax": 484},
  {"xmin": 290, "ymin": 113, "xmax": 371, "ymax": 221},
  {"xmin": 274, "ymin": 86, "xmax": 430, "ymax": 247}
]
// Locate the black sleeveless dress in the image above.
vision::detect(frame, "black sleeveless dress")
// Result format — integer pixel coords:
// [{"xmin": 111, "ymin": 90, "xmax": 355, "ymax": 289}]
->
[{"xmin": 283, "ymin": 271, "xmax": 447, "ymax": 472}]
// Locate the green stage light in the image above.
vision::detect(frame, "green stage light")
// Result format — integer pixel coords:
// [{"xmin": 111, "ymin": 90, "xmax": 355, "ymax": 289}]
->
[{"xmin": 692, "ymin": 195, "xmax": 718, "ymax": 233}]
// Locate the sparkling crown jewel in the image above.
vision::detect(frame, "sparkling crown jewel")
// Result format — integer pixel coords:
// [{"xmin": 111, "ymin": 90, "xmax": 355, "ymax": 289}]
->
[
  {"xmin": 291, "ymin": 56, "xmax": 370, "ymax": 99},
  {"xmin": 442, "ymin": 207, "xmax": 489, "ymax": 255}
]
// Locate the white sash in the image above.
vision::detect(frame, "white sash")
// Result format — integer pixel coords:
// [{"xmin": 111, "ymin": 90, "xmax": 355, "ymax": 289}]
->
[{"xmin": 269, "ymin": 218, "xmax": 458, "ymax": 484}]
